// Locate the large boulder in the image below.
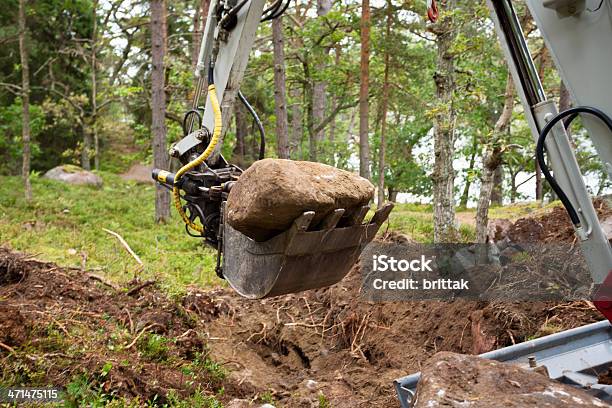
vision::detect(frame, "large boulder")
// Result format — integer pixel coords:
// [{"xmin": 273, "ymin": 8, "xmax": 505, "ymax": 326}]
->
[
  {"xmin": 226, "ymin": 159, "xmax": 374, "ymax": 241},
  {"xmin": 413, "ymin": 352, "xmax": 609, "ymax": 408},
  {"xmin": 44, "ymin": 165, "xmax": 102, "ymax": 187},
  {"xmin": 121, "ymin": 163, "xmax": 154, "ymax": 184}
]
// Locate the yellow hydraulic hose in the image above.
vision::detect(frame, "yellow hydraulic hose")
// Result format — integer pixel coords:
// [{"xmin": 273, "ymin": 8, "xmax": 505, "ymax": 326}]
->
[{"xmin": 173, "ymin": 84, "xmax": 222, "ymax": 233}]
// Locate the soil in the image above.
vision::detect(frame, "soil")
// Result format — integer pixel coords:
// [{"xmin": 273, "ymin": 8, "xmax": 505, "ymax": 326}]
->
[
  {"xmin": 121, "ymin": 163, "xmax": 154, "ymax": 184},
  {"xmin": 506, "ymin": 197, "xmax": 612, "ymax": 244},
  {"xmin": 0, "ymin": 244, "xmax": 603, "ymax": 407},
  {"xmin": 2, "ymin": 198, "xmax": 610, "ymax": 406}
]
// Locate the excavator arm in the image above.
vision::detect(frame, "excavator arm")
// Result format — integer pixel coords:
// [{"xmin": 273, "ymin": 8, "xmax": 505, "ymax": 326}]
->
[
  {"xmin": 152, "ymin": 0, "xmax": 393, "ymax": 299},
  {"xmin": 485, "ymin": 0, "xmax": 612, "ymax": 321}
]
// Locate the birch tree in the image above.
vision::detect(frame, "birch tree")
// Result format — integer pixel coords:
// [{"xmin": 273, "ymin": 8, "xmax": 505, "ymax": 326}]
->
[{"xmin": 431, "ymin": 0, "xmax": 457, "ymax": 242}]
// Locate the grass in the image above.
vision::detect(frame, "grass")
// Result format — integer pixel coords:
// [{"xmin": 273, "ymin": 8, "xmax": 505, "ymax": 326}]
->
[
  {"xmin": 1, "ymin": 173, "xmax": 558, "ymax": 292},
  {"xmin": 386, "ymin": 203, "xmax": 476, "ymax": 242},
  {"xmin": 385, "ymin": 201, "xmax": 562, "ymax": 243},
  {"xmin": 0, "ymin": 173, "xmax": 219, "ymax": 296}
]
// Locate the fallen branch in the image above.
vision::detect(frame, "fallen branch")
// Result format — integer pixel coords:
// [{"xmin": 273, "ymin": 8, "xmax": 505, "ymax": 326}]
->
[
  {"xmin": 0, "ymin": 342, "xmax": 15, "ymax": 354},
  {"xmin": 87, "ymin": 273, "xmax": 120, "ymax": 291},
  {"xmin": 126, "ymin": 280, "xmax": 156, "ymax": 296},
  {"xmin": 125, "ymin": 324, "xmax": 156, "ymax": 349},
  {"xmin": 102, "ymin": 228, "xmax": 143, "ymax": 270}
]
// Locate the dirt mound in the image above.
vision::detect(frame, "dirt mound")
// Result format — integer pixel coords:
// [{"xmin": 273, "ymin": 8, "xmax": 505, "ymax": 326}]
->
[
  {"xmin": 202, "ymin": 269, "xmax": 601, "ymax": 406},
  {"xmin": 0, "ymin": 246, "xmax": 603, "ymax": 406},
  {"xmin": 0, "ymin": 248, "xmax": 249, "ymax": 405},
  {"xmin": 121, "ymin": 163, "xmax": 154, "ymax": 184},
  {"xmin": 506, "ymin": 197, "xmax": 612, "ymax": 243}
]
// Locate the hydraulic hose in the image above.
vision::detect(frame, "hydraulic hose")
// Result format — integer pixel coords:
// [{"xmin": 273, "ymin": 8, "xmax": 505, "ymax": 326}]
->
[
  {"xmin": 536, "ymin": 106, "xmax": 612, "ymax": 227},
  {"xmin": 173, "ymin": 66, "xmax": 222, "ymax": 233},
  {"xmin": 237, "ymin": 90, "xmax": 266, "ymax": 160}
]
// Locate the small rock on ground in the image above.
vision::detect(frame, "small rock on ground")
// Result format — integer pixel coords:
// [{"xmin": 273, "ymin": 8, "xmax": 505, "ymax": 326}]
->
[{"xmin": 44, "ymin": 165, "xmax": 102, "ymax": 187}]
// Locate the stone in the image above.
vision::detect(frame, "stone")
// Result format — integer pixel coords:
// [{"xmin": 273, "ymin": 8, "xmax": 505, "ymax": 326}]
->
[
  {"xmin": 413, "ymin": 352, "xmax": 609, "ymax": 408},
  {"xmin": 225, "ymin": 399, "xmax": 251, "ymax": 408},
  {"xmin": 226, "ymin": 159, "xmax": 374, "ymax": 241},
  {"xmin": 487, "ymin": 218, "xmax": 513, "ymax": 242},
  {"xmin": 44, "ymin": 165, "xmax": 102, "ymax": 187}
]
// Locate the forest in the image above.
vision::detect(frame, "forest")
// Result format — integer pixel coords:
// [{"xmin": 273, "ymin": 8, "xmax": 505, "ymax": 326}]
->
[
  {"xmin": 2, "ymin": 0, "xmax": 608, "ymax": 235},
  {"xmin": 1, "ymin": 0, "xmax": 612, "ymax": 406}
]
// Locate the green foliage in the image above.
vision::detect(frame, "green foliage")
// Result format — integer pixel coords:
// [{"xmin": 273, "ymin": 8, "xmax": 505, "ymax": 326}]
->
[
  {"xmin": 165, "ymin": 388, "xmax": 224, "ymax": 408},
  {"xmin": 1, "ymin": 0, "xmax": 93, "ymax": 173},
  {"xmin": 318, "ymin": 393, "xmax": 331, "ymax": 408},
  {"xmin": 259, "ymin": 390, "xmax": 275, "ymax": 404},
  {"xmin": 0, "ymin": 99, "xmax": 44, "ymax": 173},
  {"xmin": 192, "ymin": 352, "xmax": 227, "ymax": 383},
  {"xmin": 138, "ymin": 333, "xmax": 170, "ymax": 362}
]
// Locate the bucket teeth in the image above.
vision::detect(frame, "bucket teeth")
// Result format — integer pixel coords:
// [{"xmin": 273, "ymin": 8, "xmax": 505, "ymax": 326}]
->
[{"xmin": 318, "ymin": 209, "xmax": 345, "ymax": 230}]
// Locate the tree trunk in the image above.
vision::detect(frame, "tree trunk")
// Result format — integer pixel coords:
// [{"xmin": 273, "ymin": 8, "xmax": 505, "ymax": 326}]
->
[
  {"xmin": 289, "ymin": 86, "xmax": 303, "ymax": 159},
  {"xmin": 82, "ymin": 132, "xmax": 92, "ymax": 170},
  {"xmin": 272, "ymin": 17, "xmax": 289, "ymax": 159},
  {"xmin": 233, "ymin": 104, "xmax": 247, "ymax": 164},
  {"xmin": 309, "ymin": 0, "xmax": 332, "ymax": 162},
  {"xmin": 358, "ymin": 0, "xmax": 371, "ymax": 179},
  {"xmin": 151, "ymin": 0, "xmax": 170, "ymax": 223},
  {"xmin": 559, "ymin": 79, "xmax": 571, "ymax": 112},
  {"xmin": 387, "ymin": 187, "xmax": 398, "ymax": 202},
  {"xmin": 535, "ymin": 158, "xmax": 543, "ymax": 201},
  {"xmin": 91, "ymin": 0, "xmax": 99, "ymax": 171},
  {"xmin": 377, "ymin": 0, "xmax": 392, "ymax": 206},
  {"xmin": 510, "ymin": 171, "xmax": 518, "ymax": 203},
  {"xmin": 329, "ymin": 46, "xmax": 341, "ymax": 144},
  {"xmin": 559, "ymin": 79, "xmax": 575, "ymax": 147},
  {"xmin": 534, "ymin": 44, "xmax": 549, "ymax": 202},
  {"xmin": 490, "ymin": 165, "xmax": 503, "ymax": 205},
  {"xmin": 475, "ymin": 74, "xmax": 514, "ymax": 243},
  {"xmin": 431, "ymin": 0, "xmax": 457, "ymax": 243},
  {"xmin": 192, "ymin": 0, "xmax": 210, "ymax": 69},
  {"xmin": 18, "ymin": 0, "xmax": 31, "ymax": 202},
  {"xmin": 459, "ymin": 136, "xmax": 478, "ymax": 208}
]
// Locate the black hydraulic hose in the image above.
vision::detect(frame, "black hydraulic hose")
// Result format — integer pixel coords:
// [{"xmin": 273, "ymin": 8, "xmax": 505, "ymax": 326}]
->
[
  {"xmin": 208, "ymin": 61, "xmax": 215, "ymax": 85},
  {"xmin": 262, "ymin": 0, "xmax": 282, "ymax": 17},
  {"xmin": 261, "ymin": 0, "xmax": 291, "ymax": 21},
  {"xmin": 237, "ymin": 90, "xmax": 266, "ymax": 160},
  {"xmin": 182, "ymin": 109, "xmax": 203, "ymax": 136},
  {"xmin": 536, "ymin": 106, "xmax": 612, "ymax": 226},
  {"xmin": 219, "ymin": 0, "xmax": 250, "ymax": 29}
]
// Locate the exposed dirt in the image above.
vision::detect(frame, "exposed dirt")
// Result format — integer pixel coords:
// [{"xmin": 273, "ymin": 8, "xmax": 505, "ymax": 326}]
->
[
  {"xmin": 2, "ymin": 200, "xmax": 609, "ymax": 406},
  {"xmin": 121, "ymin": 163, "xmax": 154, "ymax": 184},
  {"xmin": 0, "ymin": 244, "xmax": 603, "ymax": 407},
  {"xmin": 0, "ymin": 249, "xmax": 252, "ymax": 405},
  {"xmin": 507, "ymin": 197, "xmax": 612, "ymax": 244}
]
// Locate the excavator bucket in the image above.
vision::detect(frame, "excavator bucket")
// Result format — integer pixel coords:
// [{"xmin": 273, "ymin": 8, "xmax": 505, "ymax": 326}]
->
[{"xmin": 220, "ymin": 202, "xmax": 394, "ymax": 299}]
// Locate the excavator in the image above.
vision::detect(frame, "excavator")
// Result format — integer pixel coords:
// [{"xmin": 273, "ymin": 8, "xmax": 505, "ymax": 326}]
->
[
  {"xmin": 152, "ymin": 0, "xmax": 612, "ymax": 403},
  {"xmin": 151, "ymin": 0, "xmax": 393, "ymax": 299}
]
